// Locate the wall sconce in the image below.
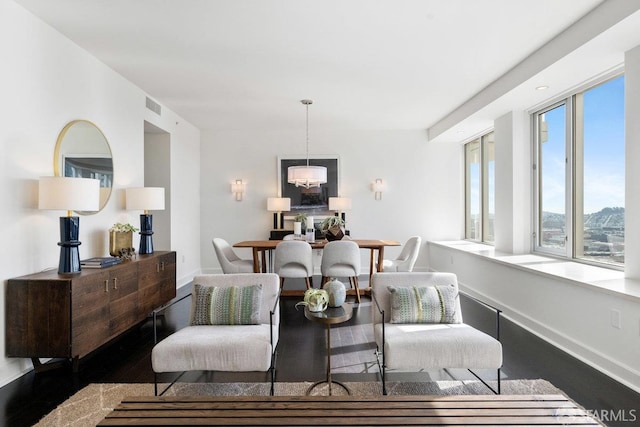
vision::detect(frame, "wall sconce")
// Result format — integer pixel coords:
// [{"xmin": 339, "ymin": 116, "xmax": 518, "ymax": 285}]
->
[
  {"xmin": 231, "ymin": 179, "xmax": 245, "ymax": 201},
  {"xmin": 126, "ymin": 187, "xmax": 165, "ymax": 254},
  {"xmin": 39, "ymin": 177, "xmax": 100, "ymax": 274},
  {"xmin": 372, "ymin": 179, "xmax": 385, "ymax": 200},
  {"xmin": 267, "ymin": 197, "xmax": 291, "ymax": 229},
  {"xmin": 329, "ymin": 197, "xmax": 351, "ymax": 222}
]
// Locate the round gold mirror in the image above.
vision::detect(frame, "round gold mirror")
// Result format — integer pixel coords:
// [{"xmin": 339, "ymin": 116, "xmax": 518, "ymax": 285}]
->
[{"xmin": 54, "ymin": 120, "xmax": 113, "ymax": 214}]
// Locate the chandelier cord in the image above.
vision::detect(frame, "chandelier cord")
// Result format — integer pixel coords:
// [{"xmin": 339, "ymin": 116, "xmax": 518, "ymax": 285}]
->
[
  {"xmin": 305, "ymin": 102, "xmax": 310, "ymax": 168},
  {"xmin": 287, "ymin": 99, "xmax": 325, "ymax": 189}
]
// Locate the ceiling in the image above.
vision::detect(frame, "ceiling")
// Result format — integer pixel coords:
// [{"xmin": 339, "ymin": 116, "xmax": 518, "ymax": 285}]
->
[{"xmin": 14, "ymin": 0, "xmax": 640, "ymax": 139}]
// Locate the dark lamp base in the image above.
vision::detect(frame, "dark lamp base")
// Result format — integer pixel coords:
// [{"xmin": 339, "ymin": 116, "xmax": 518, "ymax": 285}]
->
[
  {"xmin": 58, "ymin": 216, "xmax": 82, "ymax": 274},
  {"xmin": 139, "ymin": 214, "xmax": 154, "ymax": 254}
]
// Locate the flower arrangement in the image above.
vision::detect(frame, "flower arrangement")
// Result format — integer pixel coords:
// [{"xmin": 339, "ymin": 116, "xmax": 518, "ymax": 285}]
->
[{"xmin": 109, "ymin": 223, "xmax": 139, "ymax": 233}]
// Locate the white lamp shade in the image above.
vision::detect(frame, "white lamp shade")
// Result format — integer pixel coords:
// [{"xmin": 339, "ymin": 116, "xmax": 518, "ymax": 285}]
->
[
  {"xmin": 267, "ymin": 197, "xmax": 291, "ymax": 212},
  {"xmin": 329, "ymin": 197, "xmax": 352, "ymax": 211},
  {"xmin": 39, "ymin": 176, "xmax": 100, "ymax": 212},
  {"xmin": 126, "ymin": 187, "xmax": 165, "ymax": 211},
  {"xmin": 287, "ymin": 165, "xmax": 327, "ymax": 188}
]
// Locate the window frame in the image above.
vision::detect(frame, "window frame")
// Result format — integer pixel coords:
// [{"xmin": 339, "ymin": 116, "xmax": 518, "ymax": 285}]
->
[
  {"xmin": 532, "ymin": 99, "xmax": 573, "ymax": 258},
  {"xmin": 532, "ymin": 73, "xmax": 624, "ymax": 269},
  {"xmin": 464, "ymin": 131, "xmax": 495, "ymax": 244}
]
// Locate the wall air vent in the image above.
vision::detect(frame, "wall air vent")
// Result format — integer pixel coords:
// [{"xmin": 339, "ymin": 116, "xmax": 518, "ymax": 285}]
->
[{"xmin": 145, "ymin": 97, "xmax": 162, "ymax": 115}]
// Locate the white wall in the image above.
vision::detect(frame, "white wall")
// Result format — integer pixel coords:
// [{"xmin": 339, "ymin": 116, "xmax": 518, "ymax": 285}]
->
[
  {"xmin": 0, "ymin": 0, "xmax": 200, "ymax": 386},
  {"xmin": 494, "ymin": 111, "xmax": 531, "ymax": 254},
  {"xmin": 200, "ymin": 129, "xmax": 462, "ymax": 274},
  {"xmin": 140, "ymin": 114, "xmax": 201, "ymax": 284},
  {"xmin": 144, "ymin": 132, "xmax": 172, "ymax": 254}
]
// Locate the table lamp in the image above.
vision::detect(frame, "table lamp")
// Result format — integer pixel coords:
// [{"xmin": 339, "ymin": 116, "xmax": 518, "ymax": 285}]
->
[
  {"xmin": 267, "ymin": 197, "xmax": 291, "ymax": 229},
  {"xmin": 125, "ymin": 187, "xmax": 165, "ymax": 254},
  {"xmin": 39, "ymin": 177, "xmax": 100, "ymax": 274},
  {"xmin": 329, "ymin": 197, "xmax": 351, "ymax": 222}
]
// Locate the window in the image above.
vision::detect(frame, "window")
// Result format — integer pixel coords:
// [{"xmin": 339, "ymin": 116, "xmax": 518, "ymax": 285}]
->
[
  {"xmin": 534, "ymin": 75, "xmax": 625, "ymax": 266},
  {"xmin": 464, "ymin": 132, "xmax": 495, "ymax": 243},
  {"xmin": 536, "ymin": 102, "xmax": 567, "ymax": 252}
]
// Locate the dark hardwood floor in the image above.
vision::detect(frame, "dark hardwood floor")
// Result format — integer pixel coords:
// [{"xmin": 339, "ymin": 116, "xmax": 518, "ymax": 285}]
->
[{"xmin": 1, "ymin": 280, "xmax": 638, "ymax": 426}]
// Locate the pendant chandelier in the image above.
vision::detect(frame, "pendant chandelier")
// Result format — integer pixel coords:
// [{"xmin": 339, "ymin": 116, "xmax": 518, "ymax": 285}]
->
[{"xmin": 287, "ymin": 99, "xmax": 327, "ymax": 188}]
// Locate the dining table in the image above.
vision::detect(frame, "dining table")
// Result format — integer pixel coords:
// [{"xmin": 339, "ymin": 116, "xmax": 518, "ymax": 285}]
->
[{"xmin": 233, "ymin": 239, "xmax": 401, "ymax": 283}]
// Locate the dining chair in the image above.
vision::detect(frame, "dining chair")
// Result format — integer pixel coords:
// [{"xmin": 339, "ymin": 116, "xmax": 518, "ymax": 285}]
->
[
  {"xmin": 380, "ymin": 236, "xmax": 421, "ymax": 272},
  {"xmin": 320, "ymin": 240, "xmax": 361, "ymax": 303},
  {"xmin": 274, "ymin": 240, "xmax": 313, "ymax": 290},
  {"xmin": 212, "ymin": 238, "xmax": 255, "ymax": 273}
]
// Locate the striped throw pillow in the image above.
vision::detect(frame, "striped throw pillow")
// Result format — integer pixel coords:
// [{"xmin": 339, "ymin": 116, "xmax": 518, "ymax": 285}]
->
[
  {"xmin": 191, "ymin": 284, "xmax": 262, "ymax": 325},
  {"xmin": 388, "ymin": 285, "xmax": 459, "ymax": 324}
]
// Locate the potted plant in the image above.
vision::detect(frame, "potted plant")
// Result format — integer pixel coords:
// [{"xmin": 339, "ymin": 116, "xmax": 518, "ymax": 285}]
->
[
  {"xmin": 109, "ymin": 223, "xmax": 138, "ymax": 257},
  {"xmin": 319, "ymin": 216, "xmax": 346, "ymax": 241},
  {"xmin": 295, "ymin": 289, "xmax": 329, "ymax": 312}
]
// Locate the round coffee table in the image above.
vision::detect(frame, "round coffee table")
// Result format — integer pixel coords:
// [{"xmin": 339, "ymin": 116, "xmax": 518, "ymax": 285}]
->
[{"xmin": 304, "ymin": 303, "xmax": 354, "ymax": 396}]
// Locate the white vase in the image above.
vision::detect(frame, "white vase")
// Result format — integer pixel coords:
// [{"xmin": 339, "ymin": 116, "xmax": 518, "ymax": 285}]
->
[
  {"xmin": 323, "ymin": 278, "xmax": 346, "ymax": 307},
  {"xmin": 293, "ymin": 221, "xmax": 302, "ymax": 239}
]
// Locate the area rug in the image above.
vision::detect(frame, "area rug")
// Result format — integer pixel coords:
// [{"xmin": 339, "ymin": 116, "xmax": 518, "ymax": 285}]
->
[{"xmin": 35, "ymin": 379, "xmax": 563, "ymax": 427}]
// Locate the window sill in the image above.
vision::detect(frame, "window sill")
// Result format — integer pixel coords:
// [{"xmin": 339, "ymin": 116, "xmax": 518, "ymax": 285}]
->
[{"xmin": 428, "ymin": 240, "xmax": 640, "ymax": 302}]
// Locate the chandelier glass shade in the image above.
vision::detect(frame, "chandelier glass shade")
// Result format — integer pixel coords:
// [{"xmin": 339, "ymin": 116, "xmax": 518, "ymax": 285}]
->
[
  {"xmin": 287, "ymin": 165, "xmax": 327, "ymax": 188},
  {"xmin": 288, "ymin": 99, "xmax": 327, "ymax": 189}
]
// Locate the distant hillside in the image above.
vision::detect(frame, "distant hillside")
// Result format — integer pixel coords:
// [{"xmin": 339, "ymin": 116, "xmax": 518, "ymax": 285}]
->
[
  {"xmin": 584, "ymin": 207, "xmax": 624, "ymax": 229},
  {"xmin": 542, "ymin": 207, "xmax": 624, "ymax": 230}
]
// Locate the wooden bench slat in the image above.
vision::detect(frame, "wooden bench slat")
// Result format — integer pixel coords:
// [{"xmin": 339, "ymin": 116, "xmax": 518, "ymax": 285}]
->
[
  {"xmin": 115, "ymin": 400, "xmax": 580, "ymax": 410},
  {"xmin": 100, "ymin": 415, "xmax": 600, "ymax": 426},
  {"xmin": 121, "ymin": 394, "xmax": 570, "ymax": 403},
  {"xmin": 98, "ymin": 395, "xmax": 601, "ymax": 426},
  {"xmin": 104, "ymin": 407, "xmax": 593, "ymax": 418}
]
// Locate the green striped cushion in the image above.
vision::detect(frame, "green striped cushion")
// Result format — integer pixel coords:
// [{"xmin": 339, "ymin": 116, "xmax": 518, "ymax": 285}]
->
[
  {"xmin": 388, "ymin": 285, "xmax": 459, "ymax": 324},
  {"xmin": 191, "ymin": 284, "xmax": 262, "ymax": 325}
]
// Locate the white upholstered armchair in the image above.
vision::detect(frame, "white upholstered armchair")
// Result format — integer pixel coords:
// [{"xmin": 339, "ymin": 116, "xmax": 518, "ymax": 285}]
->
[
  {"xmin": 151, "ymin": 273, "xmax": 280, "ymax": 395},
  {"xmin": 371, "ymin": 272, "xmax": 503, "ymax": 395}
]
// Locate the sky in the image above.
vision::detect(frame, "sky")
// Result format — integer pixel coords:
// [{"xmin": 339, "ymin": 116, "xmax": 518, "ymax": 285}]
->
[
  {"xmin": 541, "ymin": 75, "xmax": 625, "ymax": 215},
  {"xmin": 468, "ymin": 74, "xmax": 624, "ymax": 224}
]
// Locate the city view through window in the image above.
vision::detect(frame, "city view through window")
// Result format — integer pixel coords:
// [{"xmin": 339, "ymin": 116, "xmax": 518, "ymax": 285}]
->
[{"xmin": 539, "ymin": 75, "xmax": 625, "ymax": 265}]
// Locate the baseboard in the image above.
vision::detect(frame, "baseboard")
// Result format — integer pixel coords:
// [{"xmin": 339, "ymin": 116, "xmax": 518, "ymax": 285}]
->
[
  {"xmin": 200, "ymin": 267, "xmax": 224, "ymax": 274},
  {"xmin": 459, "ymin": 283, "xmax": 640, "ymax": 394},
  {"xmin": 178, "ymin": 268, "xmax": 201, "ymax": 288}
]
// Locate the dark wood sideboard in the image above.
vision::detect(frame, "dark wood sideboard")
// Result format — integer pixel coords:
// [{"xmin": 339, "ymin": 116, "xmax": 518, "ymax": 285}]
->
[{"xmin": 6, "ymin": 251, "xmax": 176, "ymax": 372}]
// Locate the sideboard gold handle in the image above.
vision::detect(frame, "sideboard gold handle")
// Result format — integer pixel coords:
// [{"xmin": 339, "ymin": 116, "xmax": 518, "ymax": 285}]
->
[
  {"xmin": 161, "ymin": 262, "xmax": 165, "ymax": 272},
  {"xmin": 113, "ymin": 277, "xmax": 118, "ymax": 290},
  {"xmin": 156, "ymin": 263, "xmax": 160, "ymax": 273},
  {"xmin": 105, "ymin": 280, "xmax": 109, "ymax": 293}
]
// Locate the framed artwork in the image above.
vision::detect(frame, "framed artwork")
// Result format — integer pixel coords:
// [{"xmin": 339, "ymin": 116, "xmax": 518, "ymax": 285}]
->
[{"xmin": 278, "ymin": 155, "xmax": 339, "ymax": 218}]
